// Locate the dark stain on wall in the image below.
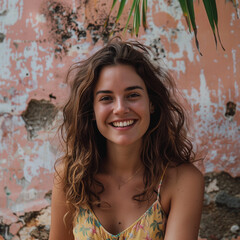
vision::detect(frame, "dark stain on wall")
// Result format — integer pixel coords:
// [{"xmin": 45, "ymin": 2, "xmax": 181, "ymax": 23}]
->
[
  {"xmin": 44, "ymin": 190, "xmax": 52, "ymax": 204},
  {"xmin": 225, "ymin": 101, "xmax": 237, "ymax": 118},
  {"xmin": 42, "ymin": 0, "xmax": 123, "ymax": 57},
  {"xmin": 0, "ymin": 223, "xmax": 11, "ymax": 240},
  {"xmin": 200, "ymin": 172, "xmax": 240, "ymax": 239},
  {"xmin": 86, "ymin": 21, "xmax": 122, "ymax": 44},
  {"xmin": 0, "ymin": 10, "xmax": 8, "ymax": 16},
  {"xmin": 42, "ymin": 1, "xmax": 86, "ymax": 56},
  {"xmin": 21, "ymin": 99, "xmax": 58, "ymax": 139},
  {"xmin": 149, "ymin": 37, "xmax": 166, "ymax": 59},
  {"xmin": 49, "ymin": 93, "xmax": 56, "ymax": 100},
  {"xmin": 30, "ymin": 225, "xmax": 49, "ymax": 240},
  {"xmin": 0, "ymin": 33, "xmax": 5, "ymax": 43},
  {"xmin": 23, "ymin": 211, "xmax": 39, "ymax": 223}
]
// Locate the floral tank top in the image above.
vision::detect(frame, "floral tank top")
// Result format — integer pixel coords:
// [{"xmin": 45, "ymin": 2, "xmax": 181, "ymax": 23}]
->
[{"xmin": 73, "ymin": 165, "xmax": 168, "ymax": 240}]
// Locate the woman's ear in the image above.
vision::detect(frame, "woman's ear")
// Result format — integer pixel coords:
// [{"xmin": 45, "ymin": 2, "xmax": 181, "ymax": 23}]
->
[{"xmin": 150, "ymin": 102, "xmax": 155, "ymax": 114}]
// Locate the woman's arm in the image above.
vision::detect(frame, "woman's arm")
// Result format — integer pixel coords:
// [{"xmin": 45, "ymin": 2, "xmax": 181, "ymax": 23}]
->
[
  {"xmin": 164, "ymin": 164, "xmax": 204, "ymax": 240},
  {"xmin": 49, "ymin": 167, "xmax": 74, "ymax": 240}
]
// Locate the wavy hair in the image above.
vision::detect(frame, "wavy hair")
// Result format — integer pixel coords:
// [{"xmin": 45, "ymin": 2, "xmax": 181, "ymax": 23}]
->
[{"xmin": 56, "ymin": 38, "xmax": 195, "ymax": 220}]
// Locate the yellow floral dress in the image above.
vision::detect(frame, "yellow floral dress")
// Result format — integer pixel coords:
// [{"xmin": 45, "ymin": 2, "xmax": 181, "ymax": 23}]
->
[{"xmin": 73, "ymin": 166, "xmax": 168, "ymax": 240}]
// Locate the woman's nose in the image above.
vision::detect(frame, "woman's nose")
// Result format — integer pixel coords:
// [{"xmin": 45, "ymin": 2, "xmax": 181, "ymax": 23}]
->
[{"xmin": 113, "ymin": 98, "xmax": 129, "ymax": 114}]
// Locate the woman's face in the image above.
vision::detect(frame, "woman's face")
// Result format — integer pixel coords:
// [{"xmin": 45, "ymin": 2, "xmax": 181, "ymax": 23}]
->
[{"xmin": 93, "ymin": 64, "xmax": 152, "ymax": 147}]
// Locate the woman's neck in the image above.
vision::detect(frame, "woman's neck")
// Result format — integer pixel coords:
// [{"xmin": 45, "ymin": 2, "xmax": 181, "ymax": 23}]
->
[{"xmin": 104, "ymin": 140, "xmax": 143, "ymax": 177}]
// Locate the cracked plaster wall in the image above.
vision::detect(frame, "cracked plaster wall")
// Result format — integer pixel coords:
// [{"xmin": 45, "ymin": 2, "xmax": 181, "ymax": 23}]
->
[{"xmin": 0, "ymin": 0, "xmax": 239, "ymax": 239}]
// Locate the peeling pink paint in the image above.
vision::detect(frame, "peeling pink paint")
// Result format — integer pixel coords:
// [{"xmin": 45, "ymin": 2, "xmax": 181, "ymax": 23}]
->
[
  {"xmin": 9, "ymin": 222, "xmax": 23, "ymax": 236},
  {"xmin": 0, "ymin": 0, "xmax": 239, "ymax": 239}
]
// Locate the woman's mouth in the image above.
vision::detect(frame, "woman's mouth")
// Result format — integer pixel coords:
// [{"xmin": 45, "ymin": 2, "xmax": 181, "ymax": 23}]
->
[{"xmin": 110, "ymin": 120, "xmax": 136, "ymax": 128}]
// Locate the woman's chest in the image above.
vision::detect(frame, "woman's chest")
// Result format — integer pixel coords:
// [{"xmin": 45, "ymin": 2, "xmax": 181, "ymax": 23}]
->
[
  {"xmin": 90, "ymin": 180, "xmax": 159, "ymax": 235},
  {"xmin": 73, "ymin": 201, "xmax": 166, "ymax": 240},
  {"xmin": 84, "ymin": 172, "xmax": 170, "ymax": 236}
]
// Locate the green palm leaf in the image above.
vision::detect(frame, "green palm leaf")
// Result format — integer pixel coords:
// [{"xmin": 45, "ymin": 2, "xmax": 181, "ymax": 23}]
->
[
  {"xmin": 123, "ymin": 0, "xmax": 137, "ymax": 33},
  {"xmin": 142, "ymin": 0, "xmax": 147, "ymax": 29},
  {"xmin": 104, "ymin": 0, "xmax": 118, "ymax": 28},
  {"xmin": 108, "ymin": 0, "xmax": 239, "ymax": 53},
  {"xmin": 202, "ymin": 0, "xmax": 225, "ymax": 50},
  {"xmin": 178, "ymin": 0, "xmax": 202, "ymax": 54},
  {"xmin": 110, "ymin": 0, "xmax": 118, "ymax": 11},
  {"xmin": 116, "ymin": 0, "xmax": 127, "ymax": 22},
  {"xmin": 133, "ymin": 0, "xmax": 141, "ymax": 36},
  {"xmin": 187, "ymin": 0, "xmax": 202, "ymax": 54},
  {"xmin": 178, "ymin": 0, "xmax": 192, "ymax": 32}
]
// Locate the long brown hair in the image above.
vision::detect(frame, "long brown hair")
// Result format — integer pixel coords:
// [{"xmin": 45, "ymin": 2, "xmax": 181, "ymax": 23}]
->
[{"xmin": 56, "ymin": 38, "xmax": 194, "ymax": 220}]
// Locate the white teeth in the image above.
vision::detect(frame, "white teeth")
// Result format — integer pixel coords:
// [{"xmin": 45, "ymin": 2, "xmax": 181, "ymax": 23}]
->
[{"xmin": 112, "ymin": 120, "xmax": 134, "ymax": 127}]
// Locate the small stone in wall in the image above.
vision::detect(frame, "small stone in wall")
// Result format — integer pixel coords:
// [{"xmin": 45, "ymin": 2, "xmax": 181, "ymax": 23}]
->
[
  {"xmin": 30, "ymin": 225, "xmax": 49, "ymax": 240},
  {"xmin": 9, "ymin": 222, "xmax": 23, "ymax": 236},
  {"xmin": 230, "ymin": 224, "xmax": 239, "ymax": 234},
  {"xmin": 203, "ymin": 193, "xmax": 211, "ymax": 206},
  {"xmin": 205, "ymin": 178, "xmax": 219, "ymax": 193},
  {"xmin": 216, "ymin": 191, "xmax": 240, "ymax": 209}
]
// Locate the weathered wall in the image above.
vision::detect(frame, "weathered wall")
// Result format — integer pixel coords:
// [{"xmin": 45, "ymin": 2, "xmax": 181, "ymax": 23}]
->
[{"xmin": 0, "ymin": 0, "xmax": 239, "ymax": 239}]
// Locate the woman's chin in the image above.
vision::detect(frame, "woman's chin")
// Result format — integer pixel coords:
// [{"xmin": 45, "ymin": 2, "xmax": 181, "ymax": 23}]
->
[{"xmin": 107, "ymin": 137, "xmax": 142, "ymax": 147}]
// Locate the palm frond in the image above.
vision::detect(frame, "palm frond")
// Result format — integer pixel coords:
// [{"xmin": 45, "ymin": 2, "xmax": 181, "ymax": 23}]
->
[
  {"xmin": 108, "ymin": 0, "xmax": 239, "ymax": 53},
  {"xmin": 202, "ymin": 0, "xmax": 225, "ymax": 50}
]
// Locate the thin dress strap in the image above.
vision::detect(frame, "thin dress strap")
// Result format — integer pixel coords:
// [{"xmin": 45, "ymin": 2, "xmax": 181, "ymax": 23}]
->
[{"xmin": 157, "ymin": 163, "xmax": 169, "ymax": 201}]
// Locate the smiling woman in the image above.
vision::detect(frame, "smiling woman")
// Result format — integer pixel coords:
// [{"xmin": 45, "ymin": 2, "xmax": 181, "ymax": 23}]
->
[
  {"xmin": 93, "ymin": 64, "xmax": 151, "ymax": 147},
  {"xmin": 49, "ymin": 38, "xmax": 204, "ymax": 240}
]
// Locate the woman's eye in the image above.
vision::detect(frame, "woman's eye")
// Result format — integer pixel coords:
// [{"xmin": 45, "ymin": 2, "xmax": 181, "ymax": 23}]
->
[
  {"xmin": 99, "ymin": 96, "xmax": 112, "ymax": 102},
  {"xmin": 127, "ymin": 93, "xmax": 140, "ymax": 99}
]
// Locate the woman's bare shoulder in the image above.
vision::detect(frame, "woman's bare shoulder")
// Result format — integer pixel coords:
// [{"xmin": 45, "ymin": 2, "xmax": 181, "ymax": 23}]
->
[
  {"xmin": 164, "ymin": 162, "xmax": 204, "ymax": 201},
  {"xmin": 167, "ymin": 162, "xmax": 203, "ymax": 184}
]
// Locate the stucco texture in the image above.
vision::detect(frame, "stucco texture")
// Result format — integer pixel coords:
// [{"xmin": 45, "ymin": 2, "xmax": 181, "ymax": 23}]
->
[{"xmin": 0, "ymin": 0, "xmax": 239, "ymax": 239}]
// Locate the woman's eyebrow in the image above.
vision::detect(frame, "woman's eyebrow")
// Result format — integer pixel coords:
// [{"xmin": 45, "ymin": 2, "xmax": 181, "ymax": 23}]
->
[
  {"xmin": 95, "ymin": 90, "xmax": 112, "ymax": 95},
  {"xmin": 125, "ymin": 86, "xmax": 144, "ymax": 91},
  {"xmin": 95, "ymin": 86, "xmax": 144, "ymax": 95}
]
